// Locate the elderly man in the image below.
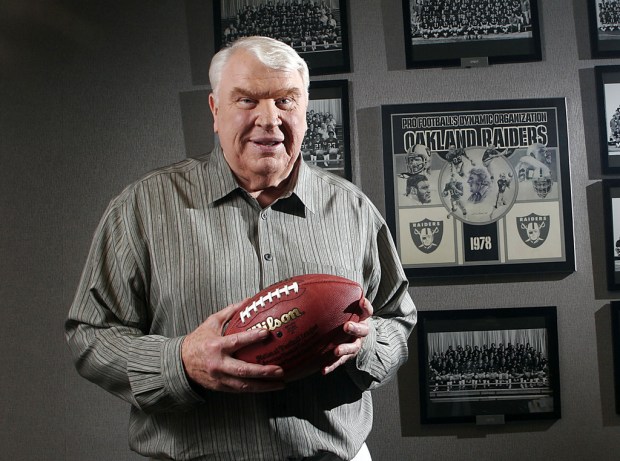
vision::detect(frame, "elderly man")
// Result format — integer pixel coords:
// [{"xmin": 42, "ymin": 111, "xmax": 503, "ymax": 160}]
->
[{"xmin": 66, "ymin": 36, "xmax": 416, "ymax": 461}]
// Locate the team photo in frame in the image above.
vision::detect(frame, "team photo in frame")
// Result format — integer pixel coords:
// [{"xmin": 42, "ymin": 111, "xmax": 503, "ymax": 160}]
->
[
  {"xmin": 381, "ymin": 98, "xmax": 575, "ymax": 279},
  {"xmin": 588, "ymin": 0, "xmax": 620, "ymax": 58},
  {"xmin": 401, "ymin": 0, "xmax": 542, "ymax": 68},
  {"xmin": 303, "ymin": 80, "xmax": 351, "ymax": 180},
  {"xmin": 612, "ymin": 301, "xmax": 620, "ymax": 415},
  {"xmin": 595, "ymin": 65, "xmax": 620, "ymax": 174},
  {"xmin": 602, "ymin": 180, "xmax": 620, "ymax": 290},
  {"xmin": 213, "ymin": 0, "xmax": 350, "ymax": 75},
  {"xmin": 416, "ymin": 306, "xmax": 561, "ymax": 424}
]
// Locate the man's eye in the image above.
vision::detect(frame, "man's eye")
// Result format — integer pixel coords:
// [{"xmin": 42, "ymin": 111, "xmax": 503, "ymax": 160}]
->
[{"xmin": 277, "ymin": 98, "xmax": 298, "ymax": 110}]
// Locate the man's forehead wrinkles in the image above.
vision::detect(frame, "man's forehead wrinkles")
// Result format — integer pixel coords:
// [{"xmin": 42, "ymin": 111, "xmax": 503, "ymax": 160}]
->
[{"xmin": 230, "ymin": 86, "xmax": 303, "ymax": 99}]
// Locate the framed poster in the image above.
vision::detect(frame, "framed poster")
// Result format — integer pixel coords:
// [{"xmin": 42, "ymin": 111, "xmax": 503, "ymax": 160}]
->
[
  {"xmin": 602, "ymin": 180, "xmax": 620, "ymax": 290},
  {"xmin": 304, "ymin": 80, "xmax": 351, "ymax": 180},
  {"xmin": 596, "ymin": 66, "xmax": 620, "ymax": 174},
  {"xmin": 417, "ymin": 306, "xmax": 561, "ymax": 424},
  {"xmin": 401, "ymin": 0, "xmax": 542, "ymax": 68},
  {"xmin": 588, "ymin": 0, "xmax": 620, "ymax": 58},
  {"xmin": 213, "ymin": 0, "xmax": 350, "ymax": 76},
  {"xmin": 381, "ymin": 98, "xmax": 575, "ymax": 279},
  {"xmin": 612, "ymin": 301, "xmax": 620, "ymax": 414}
]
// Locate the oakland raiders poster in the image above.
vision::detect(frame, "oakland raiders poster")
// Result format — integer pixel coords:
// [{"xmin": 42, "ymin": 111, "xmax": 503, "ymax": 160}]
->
[{"xmin": 381, "ymin": 98, "xmax": 575, "ymax": 279}]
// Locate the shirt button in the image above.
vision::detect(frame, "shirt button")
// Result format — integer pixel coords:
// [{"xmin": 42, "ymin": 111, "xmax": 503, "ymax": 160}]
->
[
  {"xmin": 264, "ymin": 253, "xmax": 272, "ymax": 261},
  {"xmin": 260, "ymin": 212, "xmax": 268, "ymax": 220}
]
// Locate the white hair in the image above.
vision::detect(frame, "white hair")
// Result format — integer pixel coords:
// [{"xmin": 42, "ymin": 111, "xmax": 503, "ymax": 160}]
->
[{"xmin": 209, "ymin": 36, "xmax": 310, "ymax": 102}]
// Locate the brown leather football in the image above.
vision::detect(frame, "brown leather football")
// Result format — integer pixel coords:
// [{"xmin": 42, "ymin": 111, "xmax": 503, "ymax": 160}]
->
[{"xmin": 223, "ymin": 274, "xmax": 364, "ymax": 382}]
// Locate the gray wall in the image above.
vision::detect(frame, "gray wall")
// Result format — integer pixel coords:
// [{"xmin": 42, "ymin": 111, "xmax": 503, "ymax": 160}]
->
[{"xmin": 1, "ymin": 0, "xmax": 618, "ymax": 460}]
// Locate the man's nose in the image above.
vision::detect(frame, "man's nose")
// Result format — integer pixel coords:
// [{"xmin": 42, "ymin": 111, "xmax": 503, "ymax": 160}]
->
[{"xmin": 256, "ymin": 101, "xmax": 281, "ymax": 129}]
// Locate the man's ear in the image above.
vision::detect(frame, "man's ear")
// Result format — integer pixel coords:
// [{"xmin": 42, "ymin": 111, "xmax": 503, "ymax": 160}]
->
[{"xmin": 209, "ymin": 93, "xmax": 218, "ymax": 133}]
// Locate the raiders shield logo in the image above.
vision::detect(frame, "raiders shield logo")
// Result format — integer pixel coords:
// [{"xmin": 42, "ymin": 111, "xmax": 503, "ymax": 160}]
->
[
  {"xmin": 516, "ymin": 213, "xmax": 550, "ymax": 248},
  {"xmin": 410, "ymin": 219, "xmax": 443, "ymax": 254}
]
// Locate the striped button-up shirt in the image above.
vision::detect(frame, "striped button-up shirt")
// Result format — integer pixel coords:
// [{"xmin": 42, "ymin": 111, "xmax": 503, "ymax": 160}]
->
[{"xmin": 66, "ymin": 145, "xmax": 416, "ymax": 461}]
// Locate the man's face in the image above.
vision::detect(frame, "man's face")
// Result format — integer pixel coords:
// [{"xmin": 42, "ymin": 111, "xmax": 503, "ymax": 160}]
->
[
  {"xmin": 537, "ymin": 146, "xmax": 552, "ymax": 164},
  {"xmin": 468, "ymin": 173, "xmax": 482, "ymax": 193},
  {"xmin": 209, "ymin": 50, "xmax": 308, "ymax": 191},
  {"xmin": 414, "ymin": 180, "xmax": 431, "ymax": 203}
]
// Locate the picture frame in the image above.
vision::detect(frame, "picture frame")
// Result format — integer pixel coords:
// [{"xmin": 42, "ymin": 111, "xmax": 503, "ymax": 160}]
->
[
  {"xmin": 596, "ymin": 65, "xmax": 620, "ymax": 174},
  {"xmin": 417, "ymin": 306, "xmax": 561, "ymax": 424},
  {"xmin": 213, "ymin": 0, "xmax": 350, "ymax": 76},
  {"xmin": 304, "ymin": 79, "xmax": 352, "ymax": 180},
  {"xmin": 602, "ymin": 180, "xmax": 620, "ymax": 290},
  {"xmin": 588, "ymin": 0, "xmax": 620, "ymax": 59},
  {"xmin": 612, "ymin": 301, "xmax": 620, "ymax": 414},
  {"xmin": 381, "ymin": 98, "xmax": 575, "ymax": 280},
  {"xmin": 401, "ymin": 0, "xmax": 542, "ymax": 69}
]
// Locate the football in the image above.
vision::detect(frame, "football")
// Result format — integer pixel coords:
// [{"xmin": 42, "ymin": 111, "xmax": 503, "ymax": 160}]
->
[{"xmin": 223, "ymin": 274, "xmax": 364, "ymax": 381}]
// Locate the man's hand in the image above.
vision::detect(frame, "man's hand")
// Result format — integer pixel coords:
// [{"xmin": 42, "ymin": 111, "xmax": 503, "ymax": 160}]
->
[
  {"xmin": 181, "ymin": 301, "xmax": 285, "ymax": 393},
  {"xmin": 322, "ymin": 297, "xmax": 373, "ymax": 375}
]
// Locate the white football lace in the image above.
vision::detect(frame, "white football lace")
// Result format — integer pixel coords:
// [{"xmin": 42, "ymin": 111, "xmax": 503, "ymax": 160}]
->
[{"xmin": 239, "ymin": 282, "xmax": 299, "ymax": 323}]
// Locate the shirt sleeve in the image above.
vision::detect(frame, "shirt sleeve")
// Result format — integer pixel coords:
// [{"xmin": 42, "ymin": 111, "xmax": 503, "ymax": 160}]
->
[
  {"xmin": 64, "ymin": 195, "xmax": 204, "ymax": 413},
  {"xmin": 346, "ymin": 220, "xmax": 417, "ymax": 391}
]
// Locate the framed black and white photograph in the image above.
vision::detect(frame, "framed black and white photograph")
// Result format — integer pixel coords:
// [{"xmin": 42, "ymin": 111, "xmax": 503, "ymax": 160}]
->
[
  {"xmin": 612, "ymin": 301, "xmax": 620, "ymax": 414},
  {"xmin": 213, "ymin": 0, "xmax": 350, "ymax": 76},
  {"xmin": 381, "ymin": 98, "xmax": 575, "ymax": 280},
  {"xmin": 303, "ymin": 80, "xmax": 351, "ymax": 180},
  {"xmin": 602, "ymin": 180, "xmax": 620, "ymax": 290},
  {"xmin": 596, "ymin": 66, "xmax": 620, "ymax": 174},
  {"xmin": 588, "ymin": 0, "xmax": 620, "ymax": 58},
  {"xmin": 417, "ymin": 306, "xmax": 561, "ymax": 424},
  {"xmin": 401, "ymin": 0, "xmax": 542, "ymax": 68}
]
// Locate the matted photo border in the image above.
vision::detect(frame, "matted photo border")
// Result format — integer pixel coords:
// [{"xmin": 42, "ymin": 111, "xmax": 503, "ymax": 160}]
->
[
  {"xmin": 304, "ymin": 79, "xmax": 352, "ymax": 181},
  {"xmin": 588, "ymin": 0, "xmax": 620, "ymax": 59},
  {"xmin": 416, "ymin": 306, "xmax": 561, "ymax": 424},
  {"xmin": 401, "ymin": 0, "xmax": 542, "ymax": 69},
  {"xmin": 213, "ymin": 0, "xmax": 350, "ymax": 76},
  {"xmin": 381, "ymin": 98, "xmax": 575, "ymax": 280}
]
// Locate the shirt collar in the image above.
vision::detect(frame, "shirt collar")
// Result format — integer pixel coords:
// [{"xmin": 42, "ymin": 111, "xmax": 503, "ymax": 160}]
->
[
  {"xmin": 203, "ymin": 145, "xmax": 317, "ymax": 214},
  {"xmin": 292, "ymin": 159, "xmax": 317, "ymax": 214},
  {"xmin": 202, "ymin": 145, "xmax": 243, "ymax": 204}
]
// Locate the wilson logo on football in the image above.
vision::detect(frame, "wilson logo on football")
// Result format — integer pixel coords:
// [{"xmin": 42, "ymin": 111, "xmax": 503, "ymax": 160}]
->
[
  {"xmin": 239, "ymin": 282, "xmax": 300, "ymax": 323},
  {"xmin": 246, "ymin": 308, "xmax": 304, "ymax": 332}
]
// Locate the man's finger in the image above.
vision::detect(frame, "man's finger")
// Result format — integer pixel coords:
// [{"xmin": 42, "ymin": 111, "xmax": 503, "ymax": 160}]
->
[
  {"xmin": 359, "ymin": 297, "xmax": 373, "ymax": 320},
  {"xmin": 221, "ymin": 327, "xmax": 271, "ymax": 352}
]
